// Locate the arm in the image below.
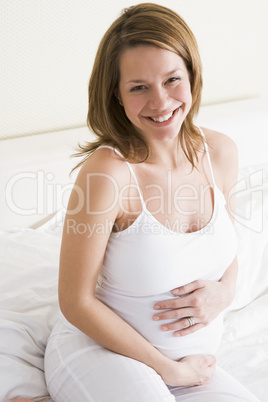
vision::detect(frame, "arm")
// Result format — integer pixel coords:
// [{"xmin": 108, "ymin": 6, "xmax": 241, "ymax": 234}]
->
[
  {"xmin": 153, "ymin": 131, "xmax": 239, "ymax": 336},
  {"xmin": 59, "ymin": 149, "xmax": 215, "ymax": 386}
]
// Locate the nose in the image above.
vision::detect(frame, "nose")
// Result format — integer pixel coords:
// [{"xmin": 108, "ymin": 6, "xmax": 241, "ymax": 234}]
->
[{"xmin": 148, "ymin": 85, "xmax": 170, "ymax": 110}]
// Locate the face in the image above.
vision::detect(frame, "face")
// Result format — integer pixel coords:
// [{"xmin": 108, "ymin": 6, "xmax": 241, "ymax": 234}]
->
[{"xmin": 117, "ymin": 45, "xmax": 192, "ymax": 144}]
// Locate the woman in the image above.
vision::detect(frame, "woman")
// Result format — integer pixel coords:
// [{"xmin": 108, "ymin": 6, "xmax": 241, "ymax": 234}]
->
[{"xmin": 44, "ymin": 3, "xmax": 259, "ymax": 401}]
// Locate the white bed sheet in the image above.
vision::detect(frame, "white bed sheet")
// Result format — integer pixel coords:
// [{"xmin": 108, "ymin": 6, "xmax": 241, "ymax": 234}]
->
[{"xmin": 217, "ymin": 293, "xmax": 268, "ymax": 401}]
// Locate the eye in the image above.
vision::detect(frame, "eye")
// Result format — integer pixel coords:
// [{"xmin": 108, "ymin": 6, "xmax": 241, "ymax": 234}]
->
[
  {"xmin": 130, "ymin": 85, "xmax": 146, "ymax": 92},
  {"xmin": 166, "ymin": 77, "xmax": 181, "ymax": 84}
]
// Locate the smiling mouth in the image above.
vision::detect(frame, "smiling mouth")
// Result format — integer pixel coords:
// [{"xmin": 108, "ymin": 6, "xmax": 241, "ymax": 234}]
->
[
  {"xmin": 149, "ymin": 110, "xmax": 174, "ymax": 123},
  {"xmin": 147, "ymin": 107, "xmax": 180, "ymax": 123}
]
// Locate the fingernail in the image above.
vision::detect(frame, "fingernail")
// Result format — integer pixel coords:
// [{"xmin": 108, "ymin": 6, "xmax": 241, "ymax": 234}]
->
[
  {"xmin": 162, "ymin": 326, "xmax": 168, "ymax": 331},
  {"xmin": 153, "ymin": 315, "xmax": 159, "ymax": 321},
  {"xmin": 154, "ymin": 304, "xmax": 160, "ymax": 309}
]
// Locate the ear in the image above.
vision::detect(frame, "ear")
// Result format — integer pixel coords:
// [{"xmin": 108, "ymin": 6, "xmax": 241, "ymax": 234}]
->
[{"xmin": 114, "ymin": 89, "xmax": 123, "ymax": 106}]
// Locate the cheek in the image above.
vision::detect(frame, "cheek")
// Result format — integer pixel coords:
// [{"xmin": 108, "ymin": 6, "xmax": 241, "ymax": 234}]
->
[
  {"xmin": 174, "ymin": 82, "xmax": 192, "ymax": 100},
  {"xmin": 123, "ymin": 96, "xmax": 144, "ymax": 118}
]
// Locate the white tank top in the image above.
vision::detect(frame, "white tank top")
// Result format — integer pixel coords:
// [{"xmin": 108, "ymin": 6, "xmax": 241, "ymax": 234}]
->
[{"xmin": 61, "ymin": 129, "xmax": 238, "ymax": 360}]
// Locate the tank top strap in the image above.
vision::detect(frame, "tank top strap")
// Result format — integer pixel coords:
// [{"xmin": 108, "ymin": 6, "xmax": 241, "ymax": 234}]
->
[
  {"xmin": 197, "ymin": 126, "xmax": 216, "ymax": 187},
  {"xmin": 96, "ymin": 145, "xmax": 146, "ymax": 209}
]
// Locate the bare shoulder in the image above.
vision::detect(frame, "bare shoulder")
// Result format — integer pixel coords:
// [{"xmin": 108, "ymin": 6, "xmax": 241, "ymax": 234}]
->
[
  {"xmin": 67, "ymin": 147, "xmax": 132, "ymax": 218},
  {"xmin": 200, "ymin": 127, "xmax": 239, "ymax": 195},
  {"xmin": 201, "ymin": 126, "xmax": 238, "ymax": 161},
  {"xmin": 77, "ymin": 146, "xmax": 131, "ymax": 186}
]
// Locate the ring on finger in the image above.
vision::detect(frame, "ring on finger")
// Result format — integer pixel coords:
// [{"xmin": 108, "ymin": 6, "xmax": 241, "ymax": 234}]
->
[{"xmin": 187, "ymin": 316, "xmax": 195, "ymax": 327}]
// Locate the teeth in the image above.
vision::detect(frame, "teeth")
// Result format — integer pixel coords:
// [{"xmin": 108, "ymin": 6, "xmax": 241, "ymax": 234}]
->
[{"xmin": 150, "ymin": 111, "xmax": 173, "ymax": 122}]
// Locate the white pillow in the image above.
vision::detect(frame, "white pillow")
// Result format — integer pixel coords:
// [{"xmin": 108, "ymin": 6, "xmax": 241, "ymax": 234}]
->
[
  {"xmin": 229, "ymin": 163, "xmax": 268, "ymax": 311},
  {"xmin": 0, "ymin": 220, "xmax": 62, "ymax": 401}
]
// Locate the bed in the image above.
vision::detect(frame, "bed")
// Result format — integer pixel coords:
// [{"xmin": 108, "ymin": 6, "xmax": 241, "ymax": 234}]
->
[{"xmin": 0, "ymin": 97, "xmax": 268, "ymax": 401}]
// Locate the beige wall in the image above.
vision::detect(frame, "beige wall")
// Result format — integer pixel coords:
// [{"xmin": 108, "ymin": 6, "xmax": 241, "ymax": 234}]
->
[{"xmin": 1, "ymin": 0, "xmax": 268, "ymax": 139}]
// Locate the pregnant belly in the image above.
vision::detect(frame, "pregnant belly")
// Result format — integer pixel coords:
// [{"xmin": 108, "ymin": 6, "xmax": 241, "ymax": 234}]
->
[{"xmin": 96, "ymin": 286, "xmax": 223, "ymax": 360}]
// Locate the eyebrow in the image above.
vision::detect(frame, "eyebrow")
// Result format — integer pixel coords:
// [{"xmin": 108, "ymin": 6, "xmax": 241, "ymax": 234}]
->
[{"xmin": 126, "ymin": 68, "xmax": 184, "ymax": 84}]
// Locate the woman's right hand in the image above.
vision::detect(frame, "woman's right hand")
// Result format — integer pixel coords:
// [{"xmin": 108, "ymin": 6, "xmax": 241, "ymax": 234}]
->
[{"xmin": 160, "ymin": 354, "xmax": 216, "ymax": 387}]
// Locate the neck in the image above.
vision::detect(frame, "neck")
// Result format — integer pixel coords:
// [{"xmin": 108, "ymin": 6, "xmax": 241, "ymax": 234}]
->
[{"xmin": 145, "ymin": 137, "xmax": 187, "ymax": 170}]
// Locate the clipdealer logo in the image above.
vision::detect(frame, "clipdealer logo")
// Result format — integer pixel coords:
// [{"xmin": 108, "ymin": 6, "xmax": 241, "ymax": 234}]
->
[
  {"xmin": 228, "ymin": 169, "xmax": 264, "ymax": 233},
  {"xmin": 5, "ymin": 170, "xmax": 77, "ymax": 216},
  {"xmin": 4, "ymin": 169, "xmax": 265, "ymax": 233}
]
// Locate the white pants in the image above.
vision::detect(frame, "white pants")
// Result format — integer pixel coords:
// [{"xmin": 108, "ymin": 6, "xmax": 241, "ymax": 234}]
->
[{"xmin": 44, "ymin": 321, "xmax": 259, "ymax": 402}]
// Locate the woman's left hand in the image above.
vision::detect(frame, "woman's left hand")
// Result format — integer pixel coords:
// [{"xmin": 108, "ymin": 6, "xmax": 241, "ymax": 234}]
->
[{"xmin": 152, "ymin": 277, "xmax": 236, "ymax": 337}]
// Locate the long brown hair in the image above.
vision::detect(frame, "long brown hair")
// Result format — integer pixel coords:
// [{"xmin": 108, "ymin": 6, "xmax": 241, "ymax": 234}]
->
[{"xmin": 74, "ymin": 3, "xmax": 203, "ymax": 170}]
